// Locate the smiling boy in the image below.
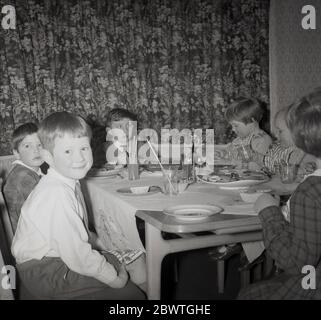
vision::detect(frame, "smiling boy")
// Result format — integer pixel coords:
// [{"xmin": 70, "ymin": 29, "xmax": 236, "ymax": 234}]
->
[{"xmin": 11, "ymin": 112, "xmax": 145, "ymax": 300}]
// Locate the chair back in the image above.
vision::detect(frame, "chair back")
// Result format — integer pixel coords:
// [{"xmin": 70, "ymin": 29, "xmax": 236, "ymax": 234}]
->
[
  {"xmin": 0, "ymin": 155, "xmax": 15, "ymax": 180},
  {"xmin": 0, "ymin": 178, "xmax": 15, "ymax": 299},
  {"xmin": 0, "ymin": 179, "xmax": 36, "ymax": 300},
  {"xmin": 0, "ymin": 179, "xmax": 14, "ymax": 260}
]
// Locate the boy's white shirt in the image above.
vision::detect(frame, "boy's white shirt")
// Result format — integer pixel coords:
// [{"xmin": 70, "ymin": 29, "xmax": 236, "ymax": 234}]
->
[
  {"xmin": 11, "ymin": 167, "xmax": 118, "ymax": 284},
  {"xmin": 12, "ymin": 159, "xmax": 43, "ymax": 176}
]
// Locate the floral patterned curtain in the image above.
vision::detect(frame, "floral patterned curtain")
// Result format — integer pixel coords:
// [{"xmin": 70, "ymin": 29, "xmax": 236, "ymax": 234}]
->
[{"xmin": 0, "ymin": 0, "xmax": 269, "ymax": 155}]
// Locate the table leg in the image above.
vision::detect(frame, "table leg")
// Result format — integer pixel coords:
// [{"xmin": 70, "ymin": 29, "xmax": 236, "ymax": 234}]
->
[
  {"xmin": 145, "ymin": 223, "xmax": 170, "ymax": 300},
  {"xmin": 142, "ymin": 219, "xmax": 262, "ymax": 299}
]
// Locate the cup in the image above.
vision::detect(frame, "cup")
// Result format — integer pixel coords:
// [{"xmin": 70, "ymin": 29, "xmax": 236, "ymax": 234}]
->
[
  {"xmin": 277, "ymin": 163, "xmax": 299, "ymax": 184},
  {"xmin": 182, "ymin": 164, "xmax": 195, "ymax": 183},
  {"xmin": 128, "ymin": 164, "xmax": 139, "ymax": 180},
  {"xmin": 176, "ymin": 169, "xmax": 189, "ymax": 193},
  {"xmin": 162, "ymin": 168, "xmax": 178, "ymax": 196},
  {"xmin": 237, "ymin": 145, "xmax": 252, "ymax": 170}
]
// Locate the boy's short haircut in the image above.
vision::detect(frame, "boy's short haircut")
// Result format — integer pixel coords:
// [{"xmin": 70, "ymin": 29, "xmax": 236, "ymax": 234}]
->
[
  {"xmin": 286, "ymin": 88, "xmax": 321, "ymax": 157},
  {"xmin": 12, "ymin": 123, "xmax": 38, "ymax": 151},
  {"xmin": 106, "ymin": 108, "xmax": 137, "ymax": 126},
  {"xmin": 225, "ymin": 97, "xmax": 264, "ymax": 124},
  {"xmin": 38, "ymin": 112, "xmax": 92, "ymax": 153}
]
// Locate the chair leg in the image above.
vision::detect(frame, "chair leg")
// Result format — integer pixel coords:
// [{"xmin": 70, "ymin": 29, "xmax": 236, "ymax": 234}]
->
[
  {"xmin": 240, "ymin": 269, "xmax": 250, "ymax": 289},
  {"xmin": 263, "ymin": 254, "xmax": 274, "ymax": 278},
  {"xmin": 252, "ymin": 263, "xmax": 263, "ymax": 282},
  {"xmin": 217, "ymin": 260, "xmax": 225, "ymax": 294},
  {"xmin": 173, "ymin": 257, "xmax": 179, "ymax": 283}
]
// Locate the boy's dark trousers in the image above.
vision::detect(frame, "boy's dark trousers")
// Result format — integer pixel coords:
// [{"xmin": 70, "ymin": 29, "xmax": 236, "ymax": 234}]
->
[{"xmin": 16, "ymin": 256, "xmax": 145, "ymax": 300}]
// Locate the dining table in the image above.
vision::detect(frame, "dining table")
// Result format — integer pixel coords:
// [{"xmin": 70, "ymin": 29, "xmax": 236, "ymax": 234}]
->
[{"xmin": 81, "ymin": 169, "xmax": 298, "ymax": 300}]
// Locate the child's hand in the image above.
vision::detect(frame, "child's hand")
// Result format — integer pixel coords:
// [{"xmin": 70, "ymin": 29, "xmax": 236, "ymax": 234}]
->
[
  {"xmin": 108, "ymin": 263, "xmax": 129, "ymax": 289},
  {"xmin": 288, "ymin": 148, "xmax": 305, "ymax": 165},
  {"xmin": 304, "ymin": 162, "xmax": 316, "ymax": 174},
  {"xmin": 254, "ymin": 193, "xmax": 280, "ymax": 214}
]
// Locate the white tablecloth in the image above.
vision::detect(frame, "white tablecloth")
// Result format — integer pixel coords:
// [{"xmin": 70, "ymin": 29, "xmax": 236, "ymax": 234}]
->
[{"xmin": 82, "ymin": 173, "xmax": 257, "ymax": 253}]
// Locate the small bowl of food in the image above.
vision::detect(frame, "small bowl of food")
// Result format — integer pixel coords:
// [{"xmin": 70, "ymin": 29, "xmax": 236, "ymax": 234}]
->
[
  {"xmin": 239, "ymin": 188, "xmax": 272, "ymax": 203},
  {"xmin": 130, "ymin": 186, "xmax": 150, "ymax": 194}
]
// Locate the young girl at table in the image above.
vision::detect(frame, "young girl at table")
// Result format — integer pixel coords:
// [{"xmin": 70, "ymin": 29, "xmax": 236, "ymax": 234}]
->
[
  {"xmin": 3, "ymin": 123, "xmax": 44, "ymax": 233},
  {"xmin": 11, "ymin": 112, "xmax": 145, "ymax": 299},
  {"xmin": 238, "ymin": 88, "xmax": 321, "ymax": 299},
  {"xmin": 223, "ymin": 97, "xmax": 273, "ymax": 170},
  {"xmin": 210, "ymin": 98, "xmax": 273, "ymax": 260}
]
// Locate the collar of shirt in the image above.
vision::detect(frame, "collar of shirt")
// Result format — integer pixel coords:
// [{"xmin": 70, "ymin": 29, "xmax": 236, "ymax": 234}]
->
[
  {"xmin": 47, "ymin": 167, "xmax": 78, "ymax": 191},
  {"xmin": 12, "ymin": 159, "xmax": 43, "ymax": 176}
]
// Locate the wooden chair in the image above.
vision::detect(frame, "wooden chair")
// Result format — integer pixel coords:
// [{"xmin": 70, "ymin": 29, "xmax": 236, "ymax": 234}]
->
[
  {"xmin": 239, "ymin": 251, "xmax": 275, "ymax": 288},
  {"xmin": 0, "ymin": 155, "xmax": 15, "ymax": 180},
  {"xmin": 0, "ymin": 179, "xmax": 15, "ymax": 299},
  {"xmin": 0, "ymin": 181, "xmax": 14, "ymax": 245},
  {"xmin": 208, "ymin": 244, "xmax": 243, "ymax": 294},
  {"xmin": 0, "ymin": 179, "xmax": 35, "ymax": 300}
]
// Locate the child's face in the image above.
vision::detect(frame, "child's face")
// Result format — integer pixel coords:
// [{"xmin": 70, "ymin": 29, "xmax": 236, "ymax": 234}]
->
[
  {"xmin": 46, "ymin": 134, "xmax": 93, "ymax": 180},
  {"xmin": 111, "ymin": 119, "xmax": 129, "ymax": 135},
  {"xmin": 106, "ymin": 118, "xmax": 134, "ymax": 145},
  {"xmin": 274, "ymin": 113, "xmax": 293, "ymax": 147},
  {"xmin": 110, "ymin": 118, "xmax": 135, "ymax": 142},
  {"xmin": 230, "ymin": 120, "xmax": 254, "ymax": 138},
  {"xmin": 14, "ymin": 133, "xmax": 43, "ymax": 170}
]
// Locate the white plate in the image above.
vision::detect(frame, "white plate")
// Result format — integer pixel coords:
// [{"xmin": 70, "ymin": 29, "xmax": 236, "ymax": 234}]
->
[
  {"xmin": 141, "ymin": 170, "xmax": 163, "ymax": 177},
  {"xmin": 219, "ymin": 185, "xmax": 250, "ymax": 191},
  {"xmin": 163, "ymin": 204, "xmax": 223, "ymax": 221},
  {"xmin": 116, "ymin": 186, "xmax": 160, "ymax": 196},
  {"xmin": 87, "ymin": 168, "xmax": 121, "ymax": 178},
  {"xmin": 198, "ymin": 175, "xmax": 269, "ymax": 188}
]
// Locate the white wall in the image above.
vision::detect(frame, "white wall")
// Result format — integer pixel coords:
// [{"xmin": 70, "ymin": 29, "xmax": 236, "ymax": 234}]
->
[{"xmin": 269, "ymin": 0, "xmax": 321, "ymax": 129}]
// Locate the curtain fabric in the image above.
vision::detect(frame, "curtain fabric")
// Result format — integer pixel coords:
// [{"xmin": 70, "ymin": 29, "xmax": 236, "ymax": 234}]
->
[{"xmin": 0, "ymin": 0, "xmax": 269, "ymax": 155}]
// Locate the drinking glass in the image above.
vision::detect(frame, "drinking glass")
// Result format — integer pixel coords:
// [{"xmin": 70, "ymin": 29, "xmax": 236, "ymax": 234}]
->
[
  {"xmin": 277, "ymin": 163, "xmax": 299, "ymax": 184},
  {"xmin": 238, "ymin": 144, "xmax": 252, "ymax": 170},
  {"xmin": 162, "ymin": 167, "xmax": 178, "ymax": 196}
]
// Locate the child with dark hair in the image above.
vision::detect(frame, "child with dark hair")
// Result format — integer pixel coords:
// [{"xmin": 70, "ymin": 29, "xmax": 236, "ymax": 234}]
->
[
  {"xmin": 239, "ymin": 88, "xmax": 321, "ymax": 299},
  {"xmin": 225, "ymin": 97, "xmax": 273, "ymax": 169},
  {"xmin": 3, "ymin": 122, "xmax": 44, "ymax": 232},
  {"xmin": 106, "ymin": 108, "xmax": 138, "ymax": 127},
  {"xmin": 105, "ymin": 108, "xmax": 138, "ymax": 166}
]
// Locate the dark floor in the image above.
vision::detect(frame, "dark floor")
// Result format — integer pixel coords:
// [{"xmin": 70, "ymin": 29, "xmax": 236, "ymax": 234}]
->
[{"xmin": 161, "ymin": 248, "xmax": 241, "ymax": 300}]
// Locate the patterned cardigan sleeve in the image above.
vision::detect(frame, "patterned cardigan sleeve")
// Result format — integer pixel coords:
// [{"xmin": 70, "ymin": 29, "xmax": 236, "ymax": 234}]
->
[{"xmin": 258, "ymin": 177, "xmax": 321, "ymax": 274}]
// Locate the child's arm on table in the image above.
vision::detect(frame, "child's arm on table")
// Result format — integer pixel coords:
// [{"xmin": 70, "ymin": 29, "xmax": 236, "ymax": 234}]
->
[
  {"xmin": 254, "ymin": 193, "xmax": 280, "ymax": 213},
  {"xmin": 288, "ymin": 148, "xmax": 305, "ymax": 165}
]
